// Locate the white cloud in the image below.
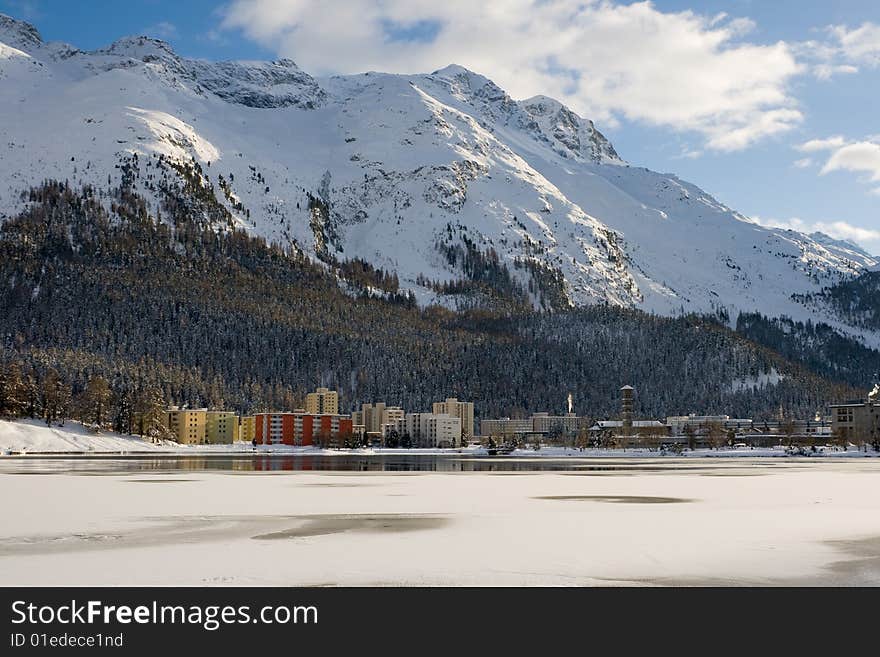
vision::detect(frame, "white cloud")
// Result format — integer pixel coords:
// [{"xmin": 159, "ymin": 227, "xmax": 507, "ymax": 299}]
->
[
  {"xmin": 813, "ymin": 63, "xmax": 858, "ymax": 80},
  {"xmin": 796, "ymin": 136, "xmax": 880, "ymax": 195},
  {"xmin": 793, "ymin": 158, "xmax": 812, "ymax": 169},
  {"xmin": 797, "ymin": 136, "xmax": 846, "ymax": 152},
  {"xmin": 829, "ymin": 22, "xmax": 880, "ymax": 66},
  {"xmin": 219, "ymin": 0, "xmax": 803, "ymax": 151},
  {"xmin": 753, "ymin": 216, "xmax": 880, "ymax": 251},
  {"xmin": 821, "ymin": 140, "xmax": 880, "ymax": 181},
  {"xmin": 802, "ymin": 22, "xmax": 880, "ymax": 79}
]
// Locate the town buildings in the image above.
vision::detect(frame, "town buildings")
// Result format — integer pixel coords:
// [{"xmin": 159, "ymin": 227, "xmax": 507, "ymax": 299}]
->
[{"xmin": 155, "ymin": 385, "xmax": 869, "ymax": 451}]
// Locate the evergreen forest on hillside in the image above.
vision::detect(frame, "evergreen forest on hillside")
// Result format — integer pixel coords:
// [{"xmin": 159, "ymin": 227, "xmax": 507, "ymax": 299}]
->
[{"xmin": 0, "ymin": 180, "xmax": 867, "ymax": 434}]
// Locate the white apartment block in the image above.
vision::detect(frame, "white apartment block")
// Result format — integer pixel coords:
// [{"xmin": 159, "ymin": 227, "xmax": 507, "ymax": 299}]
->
[
  {"xmin": 389, "ymin": 412, "xmax": 462, "ymax": 447},
  {"xmin": 432, "ymin": 397, "xmax": 474, "ymax": 438}
]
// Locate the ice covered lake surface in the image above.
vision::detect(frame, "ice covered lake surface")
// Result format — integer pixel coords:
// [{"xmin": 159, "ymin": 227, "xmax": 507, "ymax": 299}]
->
[{"xmin": 2, "ymin": 455, "xmax": 880, "ymax": 586}]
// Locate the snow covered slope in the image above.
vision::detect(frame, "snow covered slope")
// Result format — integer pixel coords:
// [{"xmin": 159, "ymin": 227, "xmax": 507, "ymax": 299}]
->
[
  {"xmin": 0, "ymin": 419, "xmax": 167, "ymax": 453},
  {"xmin": 1, "ymin": 14, "xmax": 876, "ymax": 331}
]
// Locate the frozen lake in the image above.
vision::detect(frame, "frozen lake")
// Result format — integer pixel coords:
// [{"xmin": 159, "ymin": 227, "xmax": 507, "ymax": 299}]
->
[{"xmin": 1, "ymin": 455, "xmax": 879, "ymax": 586}]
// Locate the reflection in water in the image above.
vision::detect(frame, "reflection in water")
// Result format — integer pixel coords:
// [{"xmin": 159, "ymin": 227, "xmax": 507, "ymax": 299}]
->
[{"xmin": 0, "ymin": 454, "xmax": 804, "ymax": 476}]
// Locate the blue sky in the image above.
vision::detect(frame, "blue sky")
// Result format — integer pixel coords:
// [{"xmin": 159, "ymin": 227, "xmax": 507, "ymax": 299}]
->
[{"xmin": 3, "ymin": 0, "xmax": 878, "ymax": 253}]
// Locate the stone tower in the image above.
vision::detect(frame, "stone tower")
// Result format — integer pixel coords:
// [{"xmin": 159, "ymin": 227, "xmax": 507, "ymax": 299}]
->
[{"xmin": 621, "ymin": 385, "xmax": 634, "ymax": 435}]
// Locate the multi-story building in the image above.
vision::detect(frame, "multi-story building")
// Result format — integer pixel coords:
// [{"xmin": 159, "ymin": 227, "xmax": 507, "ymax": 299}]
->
[
  {"xmin": 749, "ymin": 418, "xmax": 831, "ymax": 437},
  {"xmin": 352, "ymin": 403, "xmax": 405, "ymax": 436},
  {"xmin": 432, "ymin": 397, "xmax": 474, "ymax": 438},
  {"xmin": 253, "ymin": 412, "xmax": 354, "ymax": 446},
  {"xmin": 239, "ymin": 415, "xmax": 256, "ymax": 443},
  {"xmin": 205, "ymin": 411, "xmax": 238, "ymax": 444},
  {"xmin": 590, "ymin": 420, "xmax": 668, "ymax": 436},
  {"xmin": 829, "ymin": 400, "xmax": 880, "ymax": 443},
  {"xmin": 164, "ymin": 408, "xmax": 207, "ymax": 444},
  {"xmin": 666, "ymin": 415, "xmax": 754, "ymax": 436},
  {"xmin": 381, "ymin": 406, "xmax": 405, "ymax": 435},
  {"xmin": 480, "ymin": 417, "xmax": 533, "ymax": 439},
  {"xmin": 389, "ymin": 412, "xmax": 462, "ymax": 447},
  {"xmin": 480, "ymin": 413, "xmax": 590, "ymax": 440},
  {"xmin": 530, "ymin": 412, "xmax": 590, "ymax": 437},
  {"xmin": 305, "ymin": 387, "xmax": 339, "ymax": 415}
]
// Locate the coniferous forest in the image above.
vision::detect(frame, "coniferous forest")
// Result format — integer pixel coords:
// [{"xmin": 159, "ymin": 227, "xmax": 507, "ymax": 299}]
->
[{"xmin": 0, "ymin": 179, "xmax": 866, "ymax": 433}]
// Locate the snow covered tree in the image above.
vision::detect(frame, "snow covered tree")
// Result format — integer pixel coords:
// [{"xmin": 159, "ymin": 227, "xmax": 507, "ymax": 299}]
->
[
  {"xmin": 0, "ymin": 363, "xmax": 26, "ymax": 418},
  {"xmin": 135, "ymin": 386, "xmax": 171, "ymax": 443},
  {"xmin": 77, "ymin": 375, "xmax": 112, "ymax": 430},
  {"xmin": 40, "ymin": 369, "xmax": 71, "ymax": 427}
]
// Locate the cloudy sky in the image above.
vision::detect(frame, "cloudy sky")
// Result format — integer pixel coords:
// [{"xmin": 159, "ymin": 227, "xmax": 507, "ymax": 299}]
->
[{"xmin": 3, "ymin": 0, "xmax": 878, "ymax": 253}]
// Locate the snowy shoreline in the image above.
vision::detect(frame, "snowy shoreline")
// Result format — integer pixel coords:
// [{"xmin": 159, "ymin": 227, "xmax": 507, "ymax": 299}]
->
[{"xmin": 1, "ymin": 419, "xmax": 877, "ymax": 458}]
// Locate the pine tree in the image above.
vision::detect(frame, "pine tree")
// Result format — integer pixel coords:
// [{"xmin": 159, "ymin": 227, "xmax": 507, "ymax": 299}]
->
[
  {"xmin": 77, "ymin": 375, "xmax": 112, "ymax": 429},
  {"xmin": 135, "ymin": 386, "xmax": 171, "ymax": 443},
  {"xmin": 41, "ymin": 369, "xmax": 71, "ymax": 426},
  {"xmin": 0, "ymin": 363, "xmax": 26, "ymax": 418}
]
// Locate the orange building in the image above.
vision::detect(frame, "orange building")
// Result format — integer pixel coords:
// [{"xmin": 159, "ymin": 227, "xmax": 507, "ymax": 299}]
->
[{"xmin": 253, "ymin": 412, "xmax": 353, "ymax": 446}]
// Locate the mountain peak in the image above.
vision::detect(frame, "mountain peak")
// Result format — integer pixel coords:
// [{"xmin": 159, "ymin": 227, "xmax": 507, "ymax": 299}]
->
[
  {"xmin": 99, "ymin": 35, "xmax": 180, "ymax": 61},
  {"xmin": 431, "ymin": 63, "xmax": 477, "ymax": 78},
  {"xmin": 809, "ymin": 231, "xmax": 873, "ymax": 257},
  {"xmin": 0, "ymin": 13, "xmax": 43, "ymax": 51},
  {"xmin": 431, "ymin": 63, "xmax": 501, "ymax": 93}
]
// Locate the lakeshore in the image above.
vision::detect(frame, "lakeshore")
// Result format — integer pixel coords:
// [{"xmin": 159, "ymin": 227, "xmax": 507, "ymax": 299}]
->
[{"xmin": 2, "ymin": 419, "xmax": 878, "ymax": 458}]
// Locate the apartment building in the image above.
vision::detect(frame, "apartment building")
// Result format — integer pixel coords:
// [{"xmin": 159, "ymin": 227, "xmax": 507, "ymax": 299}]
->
[
  {"xmin": 480, "ymin": 417, "xmax": 534, "ymax": 439},
  {"xmin": 480, "ymin": 413, "xmax": 589, "ymax": 439},
  {"xmin": 666, "ymin": 415, "xmax": 754, "ymax": 436},
  {"xmin": 388, "ymin": 412, "xmax": 462, "ymax": 447},
  {"xmin": 253, "ymin": 412, "xmax": 354, "ymax": 446},
  {"xmin": 239, "ymin": 415, "xmax": 255, "ymax": 443},
  {"xmin": 164, "ymin": 408, "xmax": 207, "ymax": 445},
  {"xmin": 829, "ymin": 400, "xmax": 880, "ymax": 443},
  {"xmin": 205, "ymin": 411, "xmax": 238, "ymax": 444},
  {"xmin": 432, "ymin": 397, "xmax": 474, "ymax": 438},
  {"xmin": 305, "ymin": 387, "xmax": 339, "ymax": 415},
  {"xmin": 531, "ymin": 412, "xmax": 590, "ymax": 437},
  {"xmin": 352, "ymin": 403, "xmax": 405, "ymax": 435}
]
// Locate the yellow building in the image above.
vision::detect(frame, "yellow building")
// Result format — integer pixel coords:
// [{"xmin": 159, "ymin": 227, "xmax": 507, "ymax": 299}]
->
[
  {"xmin": 240, "ymin": 415, "xmax": 256, "ymax": 443},
  {"xmin": 165, "ymin": 408, "xmax": 207, "ymax": 444},
  {"xmin": 305, "ymin": 387, "xmax": 339, "ymax": 415},
  {"xmin": 206, "ymin": 411, "xmax": 238, "ymax": 444}
]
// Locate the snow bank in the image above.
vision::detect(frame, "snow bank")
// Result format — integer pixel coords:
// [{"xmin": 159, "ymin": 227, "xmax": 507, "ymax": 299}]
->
[{"xmin": 0, "ymin": 419, "xmax": 170, "ymax": 453}]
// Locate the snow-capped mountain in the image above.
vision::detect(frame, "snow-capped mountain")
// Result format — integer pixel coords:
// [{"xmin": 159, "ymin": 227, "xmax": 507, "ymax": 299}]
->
[{"xmin": 1, "ymin": 14, "xmax": 877, "ymax": 335}]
